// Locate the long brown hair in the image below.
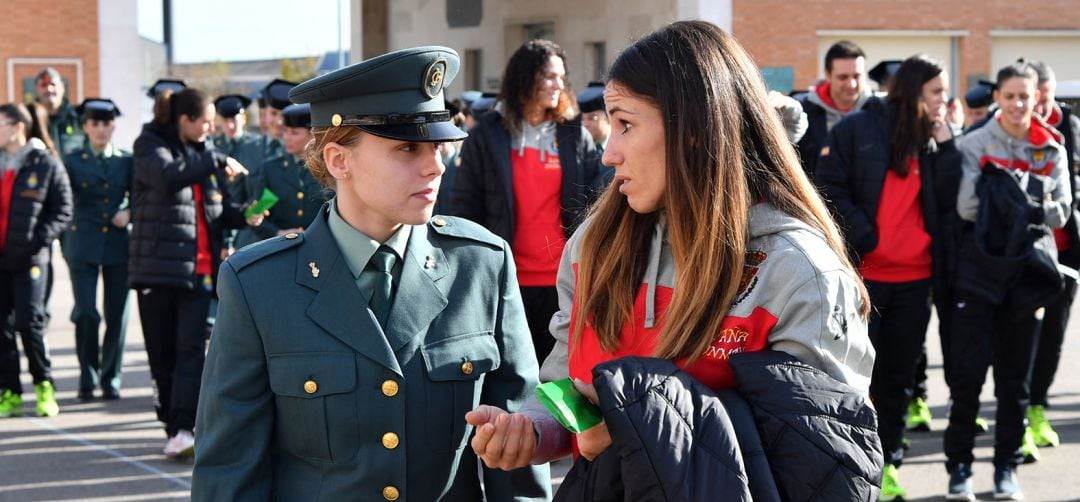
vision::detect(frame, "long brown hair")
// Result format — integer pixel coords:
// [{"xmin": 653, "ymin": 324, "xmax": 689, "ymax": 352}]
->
[
  {"xmin": 887, "ymin": 54, "xmax": 944, "ymax": 176},
  {"xmin": 497, "ymin": 39, "xmax": 577, "ymax": 131},
  {"xmin": 572, "ymin": 21, "xmax": 868, "ymax": 361}
]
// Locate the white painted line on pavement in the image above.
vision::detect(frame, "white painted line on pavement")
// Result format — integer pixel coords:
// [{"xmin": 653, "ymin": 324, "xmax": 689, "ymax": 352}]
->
[{"xmin": 28, "ymin": 418, "xmax": 192, "ymax": 490}]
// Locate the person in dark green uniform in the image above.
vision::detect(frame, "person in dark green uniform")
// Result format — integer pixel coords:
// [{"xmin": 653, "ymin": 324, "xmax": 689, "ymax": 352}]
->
[
  {"xmin": 244, "ymin": 103, "xmax": 328, "ymax": 241},
  {"xmin": 257, "ymin": 79, "xmax": 297, "ymax": 161},
  {"xmin": 212, "ymin": 94, "xmax": 264, "ymax": 250},
  {"xmin": 34, "ymin": 67, "xmax": 84, "ymax": 157},
  {"xmin": 62, "ymin": 98, "xmax": 133, "ymax": 401},
  {"xmin": 192, "ymin": 46, "xmax": 551, "ymax": 501}
]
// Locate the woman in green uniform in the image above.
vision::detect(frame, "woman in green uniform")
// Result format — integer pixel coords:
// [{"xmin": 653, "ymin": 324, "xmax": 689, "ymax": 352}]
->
[
  {"xmin": 192, "ymin": 46, "xmax": 550, "ymax": 501},
  {"xmin": 243, "ymin": 103, "xmax": 329, "ymax": 240},
  {"xmin": 62, "ymin": 98, "xmax": 133, "ymax": 401}
]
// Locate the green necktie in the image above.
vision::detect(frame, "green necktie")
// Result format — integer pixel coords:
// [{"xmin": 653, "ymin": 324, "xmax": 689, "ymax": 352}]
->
[{"xmin": 367, "ymin": 245, "xmax": 397, "ymax": 328}]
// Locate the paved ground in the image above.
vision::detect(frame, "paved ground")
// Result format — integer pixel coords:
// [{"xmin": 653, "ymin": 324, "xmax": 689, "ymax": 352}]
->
[{"xmin": 2, "ymin": 251, "xmax": 1080, "ymax": 500}]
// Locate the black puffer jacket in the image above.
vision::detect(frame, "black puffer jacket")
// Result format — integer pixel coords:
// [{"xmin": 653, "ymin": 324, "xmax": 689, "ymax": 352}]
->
[
  {"xmin": 555, "ymin": 353, "xmax": 882, "ymax": 502},
  {"xmin": 448, "ymin": 110, "xmax": 609, "ymax": 246},
  {"xmin": 815, "ymin": 101, "xmax": 964, "ymax": 291},
  {"xmin": 129, "ymin": 122, "xmax": 244, "ymax": 289},
  {"xmin": 0, "ymin": 140, "xmax": 72, "ymax": 271}
]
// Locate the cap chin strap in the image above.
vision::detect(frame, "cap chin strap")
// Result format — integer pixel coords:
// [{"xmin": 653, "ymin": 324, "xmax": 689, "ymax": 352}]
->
[{"xmin": 339, "ymin": 110, "xmax": 452, "ymax": 127}]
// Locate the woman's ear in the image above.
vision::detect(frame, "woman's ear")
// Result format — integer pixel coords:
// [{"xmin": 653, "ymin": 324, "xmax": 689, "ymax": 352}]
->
[{"xmin": 323, "ymin": 142, "xmax": 350, "ymax": 180}]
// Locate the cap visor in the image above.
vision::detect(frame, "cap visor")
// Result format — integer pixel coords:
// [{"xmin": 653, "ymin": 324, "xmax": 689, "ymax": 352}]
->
[{"xmin": 358, "ymin": 121, "xmax": 466, "ymax": 142}]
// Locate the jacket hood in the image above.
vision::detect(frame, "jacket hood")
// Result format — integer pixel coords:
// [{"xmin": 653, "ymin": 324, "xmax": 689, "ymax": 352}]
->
[
  {"xmin": 4, "ymin": 137, "xmax": 48, "ymax": 172},
  {"xmin": 807, "ymin": 80, "xmax": 873, "ymax": 123},
  {"xmin": 984, "ymin": 111, "xmax": 1064, "ymax": 151}
]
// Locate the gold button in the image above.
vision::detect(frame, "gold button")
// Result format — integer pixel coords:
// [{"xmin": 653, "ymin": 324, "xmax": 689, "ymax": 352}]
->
[
  {"xmin": 331, "ymin": 113, "xmax": 343, "ymax": 127},
  {"xmin": 284, "ymin": 232, "xmax": 299, "ymax": 239},
  {"xmin": 381, "ymin": 432, "xmax": 399, "ymax": 449},
  {"xmin": 103, "ymin": 197, "xmax": 109, "ymax": 203},
  {"xmin": 382, "ymin": 486, "xmax": 399, "ymax": 501},
  {"xmin": 102, "ymin": 213, "xmax": 109, "ymax": 219},
  {"xmin": 381, "ymin": 380, "xmax": 399, "ymax": 397},
  {"xmin": 461, "ymin": 360, "xmax": 474, "ymax": 375},
  {"xmin": 101, "ymin": 226, "xmax": 109, "ymax": 233},
  {"xmin": 297, "ymin": 209, "xmax": 304, "ymax": 217},
  {"xmin": 297, "ymin": 191, "xmax": 304, "ymax": 200},
  {"xmin": 71, "ymin": 225, "xmax": 77, "ymax": 231},
  {"xmin": 433, "ymin": 218, "xmax": 447, "ymax": 227},
  {"xmin": 303, "ymin": 380, "xmax": 318, "ymax": 394},
  {"xmin": 103, "ymin": 182, "xmax": 109, "ymax": 188},
  {"xmin": 81, "ymin": 182, "xmax": 87, "ymax": 188}
]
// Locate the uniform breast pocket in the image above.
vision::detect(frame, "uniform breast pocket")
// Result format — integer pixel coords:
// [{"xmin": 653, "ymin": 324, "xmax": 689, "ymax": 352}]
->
[
  {"xmin": 421, "ymin": 331, "xmax": 502, "ymax": 452},
  {"xmin": 267, "ymin": 353, "xmax": 358, "ymax": 462}
]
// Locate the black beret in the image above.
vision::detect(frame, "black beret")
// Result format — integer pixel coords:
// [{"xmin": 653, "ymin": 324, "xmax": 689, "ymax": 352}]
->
[
  {"xmin": 965, "ymin": 80, "xmax": 997, "ymax": 109},
  {"xmin": 146, "ymin": 79, "xmax": 187, "ymax": 98},
  {"xmin": 76, "ymin": 98, "xmax": 121, "ymax": 121},
  {"xmin": 215, "ymin": 94, "xmax": 253, "ymax": 118},
  {"xmin": 577, "ymin": 82, "xmax": 605, "ymax": 114},
  {"xmin": 868, "ymin": 60, "xmax": 902, "ymax": 86},
  {"xmin": 282, "ymin": 103, "xmax": 311, "ymax": 129},
  {"xmin": 261, "ymin": 78, "xmax": 298, "ymax": 111}
]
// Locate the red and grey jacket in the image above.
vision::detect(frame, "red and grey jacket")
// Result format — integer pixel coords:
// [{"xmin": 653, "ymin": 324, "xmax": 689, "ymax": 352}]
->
[
  {"xmin": 957, "ymin": 113, "xmax": 1071, "ymax": 228},
  {"xmin": 528, "ymin": 203, "xmax": 874, "ymax": 462}
]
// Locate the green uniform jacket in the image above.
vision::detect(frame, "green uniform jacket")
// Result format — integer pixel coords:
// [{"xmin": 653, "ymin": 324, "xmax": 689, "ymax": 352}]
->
[
  {"xmin": 247, "ymin": 154, "xmax": 330, "ymax": 240},
  {"xmin": 192, "ymin": 208, "xmax": 551, "ymax": 501},
  {"xmin": 214, "ymin": 132, "xmax": 267, "ymax": 248},
  {"xmin": 61, "ymin": 145, "xmax": 133, "ymax": 266},
  {"xmin": 48, "ymin": 100, "xmax": 86, "ymax": 157}
]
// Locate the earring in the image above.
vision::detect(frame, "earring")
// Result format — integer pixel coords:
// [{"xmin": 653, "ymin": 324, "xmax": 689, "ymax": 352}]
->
[{"xmin": 343, "ymin": 171, "xmax": 351, "ymax": 179}]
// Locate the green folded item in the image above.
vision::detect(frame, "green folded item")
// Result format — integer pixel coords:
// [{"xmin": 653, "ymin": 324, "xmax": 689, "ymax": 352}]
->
[
  {"xmin": 534, "ymin": 378, "xmax": 603, "ymax": 433},
  {"xmin": 244, "ymin": 188, "xmax": 279, "ymax": 218}
]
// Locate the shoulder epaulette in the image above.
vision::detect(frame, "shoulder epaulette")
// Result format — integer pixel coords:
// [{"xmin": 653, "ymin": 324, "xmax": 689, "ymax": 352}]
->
[
  {"xmin": 427, "ymin": 215, "xmax": 503, "ymax": 248},
  {"xmin": 228, "ymin": 232, "xmax": 305, "ymax": 271}
]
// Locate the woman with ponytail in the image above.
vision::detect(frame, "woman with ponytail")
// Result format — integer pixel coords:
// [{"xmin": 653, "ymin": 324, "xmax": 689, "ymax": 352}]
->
[{"xmin": 130, "ymin": 87, "xmax": 247, "ymax": 459}]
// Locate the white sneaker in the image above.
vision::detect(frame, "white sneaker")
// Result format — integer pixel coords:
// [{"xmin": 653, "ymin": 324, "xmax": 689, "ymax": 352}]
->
[{"xmin": 163, "ymin": 430, "xmax": 195, "ymax": 459}]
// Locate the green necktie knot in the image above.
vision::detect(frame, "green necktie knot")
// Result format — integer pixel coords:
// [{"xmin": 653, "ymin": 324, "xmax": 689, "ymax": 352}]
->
[{"xmin": 367, "ymin": 245, "xmax": 397, "ymax": 328}]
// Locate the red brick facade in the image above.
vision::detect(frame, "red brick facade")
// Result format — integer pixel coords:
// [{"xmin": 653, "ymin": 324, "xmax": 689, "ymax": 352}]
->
[
  {"xmin": 733, "ymin": 0, "xmax": 1080, "ymax": 94},
  {"xmin": 1, "ymin": 1, "xmax": 99, "ymax": 104}
]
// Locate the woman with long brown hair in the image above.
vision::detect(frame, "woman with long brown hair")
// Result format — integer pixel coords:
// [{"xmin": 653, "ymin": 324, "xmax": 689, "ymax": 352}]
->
[
  {"xmin": 467, "ymin": 19, "xmax": 874, "ymax": 476},
  {"xmin": 816, "ymin": 54, "xmax": 960, "ymax": 501}
]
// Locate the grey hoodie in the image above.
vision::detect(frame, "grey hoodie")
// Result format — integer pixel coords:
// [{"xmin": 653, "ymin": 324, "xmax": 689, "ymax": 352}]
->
[
  {"xmin": 956, "ymin": 114, "xmax": 1071, "ymax": 227},
  {"xmin": 806, "ymin": 81, "xmax": 875, "ymax": 131},
  {"xmin": 528, "ymin": 203, "xmax": 874, "ymax": 462}
]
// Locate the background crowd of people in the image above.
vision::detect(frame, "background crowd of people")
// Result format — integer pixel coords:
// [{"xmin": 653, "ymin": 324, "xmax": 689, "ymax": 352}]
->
[{"xmin": 0, "ymin": 21, "xmax": 1076, "ymax": 502}]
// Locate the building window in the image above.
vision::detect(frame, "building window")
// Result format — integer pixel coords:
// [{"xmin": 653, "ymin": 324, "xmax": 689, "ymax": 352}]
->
[
  {"xmin": 465, "ymin": 49, "xmax": 483, "ymax": 91},
  {"xmin": 586, "ymin": 42, "xmax": 606, "ymax": 82},
  {"xmin": 524, "ymin": 22, "xmax": 555, "ymax": 42}
]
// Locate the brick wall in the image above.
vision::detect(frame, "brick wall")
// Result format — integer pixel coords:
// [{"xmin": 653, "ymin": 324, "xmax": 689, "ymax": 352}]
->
[
  {"xmin": 733, "ymin": 0, "xmax": 1080, "ymax": 94},
  {"xmin": 1, "ymin": 0, "xmax": 99, "ymax": 104}
]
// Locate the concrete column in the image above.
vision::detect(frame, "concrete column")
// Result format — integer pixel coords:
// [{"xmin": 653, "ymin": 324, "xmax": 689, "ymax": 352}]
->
[
  {"xmin": 677, "ymin": 0, "xmax": 733, "ymax": 32},
  {"xmin": 98, "ymin": 0, "xmax": 143, "ymax": 148},
  {"xmin": 351, "ymin": 0, "xmax": 364, "ymax": 64}
]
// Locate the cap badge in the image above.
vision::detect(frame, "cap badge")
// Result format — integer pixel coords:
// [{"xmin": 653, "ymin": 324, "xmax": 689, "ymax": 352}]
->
[
  {"xmin": 331, "ymin": 113, "xmax": 343, "ymax": 127},
  {"xmin": 422, "ymin": 58, "xmax": 447, "ymax": 99}
]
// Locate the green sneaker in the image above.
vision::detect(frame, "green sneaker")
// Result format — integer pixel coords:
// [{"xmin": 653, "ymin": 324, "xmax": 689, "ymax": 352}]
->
[
  {"xmin": 34, "ymin": 381, "xmax": 59, "ymax": 417},
  {"xmin": 0, "ymin": 389, "xmax": 23, "ymax": 418},
  {"xmin": 974, "ymin": 416, "xmax": 989, "ymax": 435},
  {"xmin": 1022, "ymin": 426, "xmax": 1041, "ymax": 464},
  {"xmin": 1027, "ymin": 405, "xmax": 1060, "ymax": 447},
  {"xmin": 879, "ymin": 464, "xmax": 907, "ymax": 501},
  {"xmin": 905, "ymin": 397, "xmax": 932, "ymax": 432}
]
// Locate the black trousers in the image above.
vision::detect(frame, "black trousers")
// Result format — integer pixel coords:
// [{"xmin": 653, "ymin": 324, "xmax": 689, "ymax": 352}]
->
[
  {"xmin": 0, "ymin": 265, "xmax": 53, "ymax": 393},
  {"xmin": 913, "ymin": 282, "xmax": 960, "ymax": 400},
  {"xmin": 865, "ymin": 278, "xmax": 933, "ymax": 467},
  {"xmin": 520, "ymin": 286, "xmax": 559, "ymax": 366},
  {"xmin": 137, "ymin": 284, "xmax": 211, "ymax": 437},
  {"xmin": 944, "ymin": 295, "xmax": 1040, "ymax": 471},
  {"xmin": 1031, "ymin": 275, "xmax": 1077, "ymax": 406},
  {"xmin": 69, "ymin": 260, "xmax": 131, "ymax": 394}
]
